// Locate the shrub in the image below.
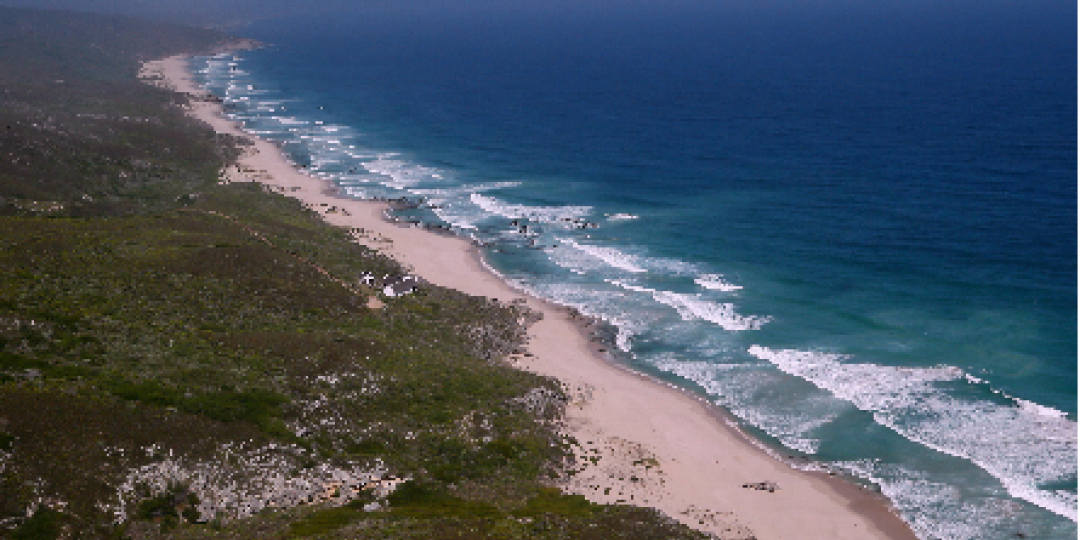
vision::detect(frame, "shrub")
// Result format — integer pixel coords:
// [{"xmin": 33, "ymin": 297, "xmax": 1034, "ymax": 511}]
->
[
  {"xmin": 11, "ymin": 507, "xmax": 63, "ymax": 540},
  {"xmin": 287, "ymin": 506, "xmax": 363, "ymax": 538},
  {"xmin": 134, "ymin": 485, "xmax": 200, "ymax": 532},
  {"xmin": 387, "ymin": 481, "xmax": 500, "ymax": 519},
  {"xmin": 515, "ymin": 487, "xmax": 597, "ymax": 518}
]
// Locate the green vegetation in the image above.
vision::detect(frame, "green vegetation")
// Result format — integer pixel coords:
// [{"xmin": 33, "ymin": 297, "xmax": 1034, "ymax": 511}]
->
[
  {"xmin": 10, "ymin": 508, "xmax": 63, "ymax": 540},
  {"xmin": 0, "ymin": 6, "xmax": 713, "ymax": 540},
  {"xmin": 135, "ymin": 486, "xmax": 201, "ymax": 531},
  {"xmin": 0, "ymin": 6, "xmax": 238, "ymax": 216}
]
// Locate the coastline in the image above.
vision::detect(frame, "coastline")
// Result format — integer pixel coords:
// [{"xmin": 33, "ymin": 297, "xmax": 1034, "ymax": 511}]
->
[{"xmin": 141, "ymin": 51, "xmax": 921, "ymax": 540}]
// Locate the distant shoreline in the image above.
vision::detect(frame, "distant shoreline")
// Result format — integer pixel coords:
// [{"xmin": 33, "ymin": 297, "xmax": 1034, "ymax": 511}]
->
[{"xmin": 141, "ymin": 48, "xmax": 921, "ymax": 540}]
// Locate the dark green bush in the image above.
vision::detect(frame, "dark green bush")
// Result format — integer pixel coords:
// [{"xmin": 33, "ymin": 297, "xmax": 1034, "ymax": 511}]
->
[
  {"xmin": 11, "ymin": 507, "xmax": 63, "ymax": 540},
  {"xmin": 387, "ymin": 481, "xmax": 501, "ymax": 519},
  {"xmin": 515, "ymin": 487, "xmax": 597, "ymax": 518},
  {"xmin": 0, "ymin": 432, "xmax": 14, "ymax": 451},
  {"xmin": 184, "ymin": 388, "xmax": 287, "ymax": 426},
  {"xmin": 287, "ymin": 506, "xmax": 364, "ymax": 538},
  {"xmin": 346, "ymin": 439, "xmax": 386, "ymax": 456},
  {"xmin": 106, "ymin": 379, "xmax": 183, "ymax": 408},
  {"xmin": 135, "ymin": 487, "xmax": 200, "ymax": 531}
]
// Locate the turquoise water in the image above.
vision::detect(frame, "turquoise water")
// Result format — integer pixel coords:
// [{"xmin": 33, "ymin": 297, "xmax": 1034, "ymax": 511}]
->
[{"xmin": 192, "ymin": 2, "xmax": 1076, "ymax": 537}]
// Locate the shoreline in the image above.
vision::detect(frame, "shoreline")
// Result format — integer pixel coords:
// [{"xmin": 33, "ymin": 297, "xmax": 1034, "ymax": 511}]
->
[{"xmin": 141, "ymin": 50, "xmax": 921, "ymax": 540}]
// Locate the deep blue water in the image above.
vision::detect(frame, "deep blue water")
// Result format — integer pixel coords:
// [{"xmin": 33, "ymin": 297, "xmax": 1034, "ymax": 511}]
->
[{"xmin": 193, "ymin": 2, "xmax": 1077, "ymax": 537}]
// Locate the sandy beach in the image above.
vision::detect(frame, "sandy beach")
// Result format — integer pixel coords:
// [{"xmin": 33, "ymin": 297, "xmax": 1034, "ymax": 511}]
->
[{"xmin": 141, "ymin": 51, "xmax": 921, "ymax": 540}]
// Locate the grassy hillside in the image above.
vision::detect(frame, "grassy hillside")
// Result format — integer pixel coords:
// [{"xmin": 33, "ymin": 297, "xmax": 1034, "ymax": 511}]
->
[
  {"xmin": 0, "ymin": 7, "xmax": 238, "ymax": 216},
  {"xmin": 0, "ymin": 8, "xmax": 713, "ymax": 540}
]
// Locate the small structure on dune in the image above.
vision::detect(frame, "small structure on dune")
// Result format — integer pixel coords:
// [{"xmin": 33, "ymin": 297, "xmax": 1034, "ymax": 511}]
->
[
  {"xmin": 359, "ymin": 272, "xmax": 377, "ymax": 288},
  {"xmin": 359, "ymin": 272, "xmax": 420, "ymax": 298},
  {"xmin": 383, "ymin": 276, "xmax": 419, "ymax": 298}
]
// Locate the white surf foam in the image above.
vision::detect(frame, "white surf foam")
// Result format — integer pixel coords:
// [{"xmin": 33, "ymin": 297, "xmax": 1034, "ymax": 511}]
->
[
  {"xmin": 748, "ymin": 346, "xmax": 1078, "ymax": 521},
  {"xmin": 695, "ymin": 273, "xmax": 744, "ymax": 292},
  {"xmin": 402, "ymin": 183, "xmax": 526, "ymax": 230},
  {"xmin": 470, "ymin": 194, "xmax": 592, "ymax": 223},
  {"xmin": 610, "ymin": 280, "xmax": 769, "ymax": 331},
  {"xmin": 840, "ymin": 458, "xmax": 1078, "ymax": 540},
  {"xmin": 556, "ymin": 238, "xmax": 646, "ymax": 274},
  {"xmin": 269, "ymin": 117, "xmax": 310, "ymax": 126},
  {"xmin": 522, "ymin": 281, "xmax": 648, "ymax": 352},
  {"xmin": 410, "ymin": 182, "xmax": 521, "ymax": 198},
  {"xmin": 653, "ymin": 359, "xmax": 831, "ymax": 454},
  {"xmin": 364, "ymin": 154, "xmax": 444, "ymax": 189}
]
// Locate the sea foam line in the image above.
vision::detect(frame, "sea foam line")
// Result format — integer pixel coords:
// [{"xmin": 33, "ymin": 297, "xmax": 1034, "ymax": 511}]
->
[
  {"xmin": 695, "ymin": 274, "xmax": 743, "ymax": 292},
  {"xmin": 559, "ymin": 238, "xmax": 647, "ymax": 274},
  {"xmin": 748, "ymin": 345, "xmax": 1078, "ymax": 521},
  {"xmin": 470, "ymin": 194, "xmax": 592, "ymax": 223},
  {"xmin": 610, "ymin": 280, "xmax": 769, "ymax": 331},
  {"xmin": 653, "ymin": 359, "xmax": 829, "ymax": 454}
]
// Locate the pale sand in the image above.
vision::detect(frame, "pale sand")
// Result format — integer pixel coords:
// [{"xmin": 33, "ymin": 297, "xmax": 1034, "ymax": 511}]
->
[{"xmin": 143, "ymin": 52, "xmax": 920, "ymax": 540}]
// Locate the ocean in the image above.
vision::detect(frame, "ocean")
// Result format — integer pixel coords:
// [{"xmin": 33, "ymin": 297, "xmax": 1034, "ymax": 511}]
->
[{"xmin": 190, "ymin": 1, "xmax": 1077, "ymax": 538}]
